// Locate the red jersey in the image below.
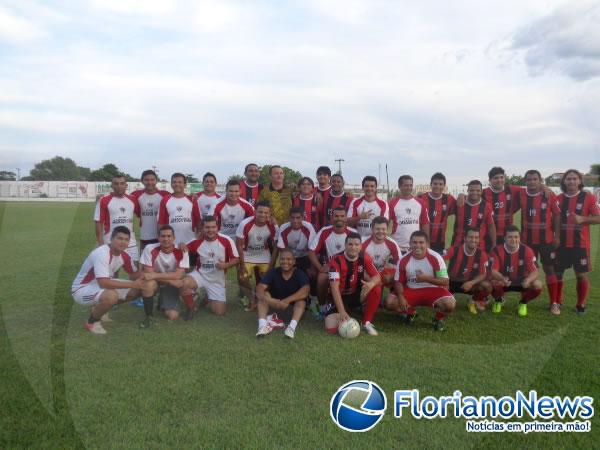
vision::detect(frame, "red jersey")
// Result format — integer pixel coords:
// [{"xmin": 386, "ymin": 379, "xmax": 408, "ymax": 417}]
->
[
  {"xmin": 492, "ymin": 244, "xmax": 537, "ymax": 283},
  {"xmin": 517, "ymin": 189, "xmax": 559, "ymax": 245},
  {"xmin": 444, "ymin": 245, "xmax": 488, "ymax": 282},
  {"xmin": 239, "ymin": 181, "xmax": 263, "ymax": 206},
  {"xmin": 292, "ymin": 195, "xmax": 320, "ymax": 229},
  {"xmin": 557, "ymin": 191, "xmax": 600, "ymax": 249},
  {"xmin": 419, "ymin": 193, "xmax": 456, "ymax": 249},
  {"xmin": 483, "ymin": 185, "xmax": 521, "ymax": 238},
  {"xmin": 328, "ymin": 252, "xmax": 378, "ymax": 295},
  {"xmin": 452, "ymin": 200, "xmax": 494, "ymax": 249},
  {"xmin": 319, "ymin": 190, "xmax": 353, "ymax": 228}
]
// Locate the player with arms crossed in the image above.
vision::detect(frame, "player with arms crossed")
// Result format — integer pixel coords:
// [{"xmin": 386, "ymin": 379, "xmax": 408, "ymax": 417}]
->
[
  {"xmin": 319, "ymin": 173, "xmax": 353, "ymax": 229},
  {"xmin": 385, "ymin": 231, "xmax": 456, "ymax": 331},
  {"xmin": 490, "ymin": 225, "xmax": 542, "ymax": 316},
  {"xmin": 554, "ymin": 169, "xmax": 600, "ymax": 315},
  {"xmin": 347, "ymin": 175, "xmax": 389, "ymax": 240},
  {"xmin": 389, "ymin": 174, "xmax": 430, "ymax": 254},
  {"xmin": 131, "ymin": 169, "xmax": 170, "ymax": 250},
  {"xmin": 420, "ymin": 172, "xmax": 456, "ymax": 254},
  {"xmin": 72, "ymin": 226, "xmax": 149, "ymax": 334},
  {"xmin": 324, "ymin": 233, "xmax": 382, "ymax": 336}
]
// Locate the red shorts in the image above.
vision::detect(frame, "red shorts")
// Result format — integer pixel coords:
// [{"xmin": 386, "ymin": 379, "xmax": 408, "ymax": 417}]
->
[
  {"xmin": 380, "ymin": 267, "xmax": 396, "ymax": 288},
  {"xmin": 403, "ymin": 287, "xmax": 453, "ymax": 309}
]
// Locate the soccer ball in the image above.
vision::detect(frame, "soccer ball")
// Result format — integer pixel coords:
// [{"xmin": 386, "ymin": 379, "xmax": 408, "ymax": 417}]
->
[{"xmin": 338, "ymin": 318, "xmax": 360, "ymax": 339}]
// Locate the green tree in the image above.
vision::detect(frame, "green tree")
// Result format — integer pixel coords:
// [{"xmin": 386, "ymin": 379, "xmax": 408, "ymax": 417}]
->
[
  {"xmin": 258, "ymin": 165, "xmax": 303, "ymax": 187},
  {"xmin": 186, "ymin": 174, "xmax": 200, "ymax": 183},
  {"xmin": 506, "ymin": 174, "xmax": 525, "ymax": 186},
  {"xmin": 24, "ymin": 156, "xmax": 90, "ymax": 181},
  {"xmin": 89, "ymin": 164, "xmax": 135, "ymax": 181},
  {"xmin": 590, "ymin": 164, "xmax": 600, "ymax": 176},
  {"xmin": 0, "ymin": 170, "xmax": 16, "ymax": 181},
  {"xmin": 544, "ymin": 175, "xmax": 560, "ymax": 187},
  {"xmin": 228, "ymin": 174, "xmax": 243, "ymax": 182}
]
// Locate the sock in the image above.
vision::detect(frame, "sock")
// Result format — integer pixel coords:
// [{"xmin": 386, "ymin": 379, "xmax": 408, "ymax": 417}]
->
[
  {"xmin": 520, "ymin": 288, "xmax": 542, "ymax": 303},
  {"xmin": 289, "ymin": 319, "xmax": 298, "ymax": 331},
  {"xmin": 362, "ymin": 286, "xmax": 381, "ymax": 324},
  {"xmin": 182, "ymin": 293, "xmax": 195, "ymax": 310},
  {"xmin": 88, "ymin": 314, "xmax": 100, "ymax": 324},
  {"xmin": 258, "ymin": 318, "xmax": 267, "ymax": 328},
  {"xmin": 576, "ymin": 279, "xmax": 590, "ymax": 307},
  {"xmin": 492, "ymin": 286, "xmax": 504, "ymax": 300},
  {"xmin": 546, "ymin": 274, "xmax": 558, "ymax": 304},
  {"xmin": 143, "ymin": 297, "xmax": 154, "ymax": 317},
  {"xmin": 557, "ymin": 279, "xmax": 564, "ymax": 304},
  {"xmin": 434, "ymin": 311, "xmax": 446, "ymax": 321}
]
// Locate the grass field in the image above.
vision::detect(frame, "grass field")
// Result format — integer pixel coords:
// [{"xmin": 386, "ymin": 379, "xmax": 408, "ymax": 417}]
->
[{"xmin": 1, "ymin": 201, "xmax": 599, "ymax": 449}]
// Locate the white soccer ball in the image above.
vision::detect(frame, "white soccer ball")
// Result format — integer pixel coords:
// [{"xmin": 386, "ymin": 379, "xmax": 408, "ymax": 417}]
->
[{"xmin": 338, "ymin": 318, "xmax": 361, "ymax": 339}]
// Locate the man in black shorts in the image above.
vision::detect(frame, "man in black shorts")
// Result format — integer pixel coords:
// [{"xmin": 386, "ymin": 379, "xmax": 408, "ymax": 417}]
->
[{"xmin": 255, "ymin": 249, "xmax": 310, "ymax": 339}]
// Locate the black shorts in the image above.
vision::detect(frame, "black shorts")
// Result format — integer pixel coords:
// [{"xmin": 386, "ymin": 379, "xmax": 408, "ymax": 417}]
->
[
  {"xmin": 295, "ymin": 256, "xmax": 311, "ymax": 273},
  {"xmin": 529, "ymin": 243, "xmax": 556, "ymax": 266},
  {"xmin": 449, "ymin": 280, "xmax": 467, "ymax": 294},
  {"xmin": 556, "ymin": 247, "xmax": 591, "ymax": 274},
  {"xmin": 497, "ymin": 284, "xmax": 525, "ymax": 293},
  {"xmin": 324, "ymin": 292, "xmax": 361, "ymax": 316}
]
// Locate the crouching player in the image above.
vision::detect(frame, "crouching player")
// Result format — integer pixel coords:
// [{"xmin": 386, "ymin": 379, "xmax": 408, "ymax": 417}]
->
[
  {"xmin": 138, "ymin": 225, "xmax": 189, "ymax": 327},
  {"xmin": 490, "ymin": 225, "xmax": 542, "ymax": 317},
  {"xmin": 71, "ymin": 226, "xmax": 149, "ymax": 335},
  {"xmin": 180, "ymin": 216, "xmax": 239, "ymax": 319},
  {"xmin": 444, "ymin": 228, "xmax": 491, "ymax": 314},
  {"xmin": 324, "ymin": 233, "xmax": 382, "ymax": 336},
  {"xmin": 255, "ymin": 249, "xmax": 310, "ymax": 339},
  {"xmin": 362, "ymin": 216, "xmax": 401, "ymax": 296},
  {"xmin": 384, "ymin": 231, "xmax": 456, "ymax": 331}
]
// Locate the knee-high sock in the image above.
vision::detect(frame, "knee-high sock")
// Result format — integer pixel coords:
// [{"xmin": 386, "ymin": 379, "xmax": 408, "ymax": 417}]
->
[
  {"xmin": 362, "ymin": 285, "xmax": 381, "ymax": 324},
  {"xmin": 557, "ymin": 278, "xmax": 564, "ymax": 304},
  {"xmin": 520, "ymin": 288, "xmax": 542, "ymax": 303},
  {"xmin": 546, "ymin": 274, "xmax": 558, "ymax": 304},
  {"xmin": 182, "ymin": 293, "xmax": 195, "ymax": 310},
  {"xmin": 143, "ymin": 297, "xmax": 154, "ymax": 316},
  {"xmin": 576, "ymin": 279, "xmax": 590, "ymax": 307}
]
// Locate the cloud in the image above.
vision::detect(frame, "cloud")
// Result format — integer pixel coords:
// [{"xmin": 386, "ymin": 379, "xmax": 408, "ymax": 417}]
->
[{"xmin": 0, "ymin": 6, "xmax": 45, "ymax": 43}]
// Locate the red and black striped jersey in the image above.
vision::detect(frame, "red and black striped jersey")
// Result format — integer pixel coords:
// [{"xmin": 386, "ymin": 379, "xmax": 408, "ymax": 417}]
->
[
  {"xmin": 239, "ymin": 181, "xmax": 263, "ymax": 206},
  {"xmin": 319, "ymin": 190, "xmax": 354, "ymax": 228},
  {"xmin": 328, "ymin": 252, "xmax": 378, "ymax": 295},
  {"xmin": 483, "ymin": 185, "xmax": 521, "ymax": 238},
  {"xmin": 451, "ymin": 200, "xmax": 494, "ymax": 249},
  {"xmin": 419, "ymin": 193, "xmax": 456, "ymax": 249},
  {"xmin": 443, "ymin": 245, "xmax": 488, "ymax": 282},
  {"xmin": 517, "ymin": 189, "xmax": 559, "ymax": 245},
  {"xmin": 292, "ymin": 195, "xmax": 320, "ymax": 229},
  {"xmin": 492, "ymin": 244, "xmax": 537, "ymax": 283},
  {"xmin": 557, "ymin": 191, "xmax": 600, "ymax": 249}
]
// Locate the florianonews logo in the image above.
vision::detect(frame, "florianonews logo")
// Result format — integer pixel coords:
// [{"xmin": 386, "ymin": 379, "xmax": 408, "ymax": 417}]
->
[{"xmin": 330, "ymin": 380, "xmax": 387, "ymax": 432}]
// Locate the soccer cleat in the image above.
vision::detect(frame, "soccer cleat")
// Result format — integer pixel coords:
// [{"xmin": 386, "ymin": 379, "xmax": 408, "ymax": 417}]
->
[
  {"xmin": 308, "ymin": 301, "xmax": 320, "ymax": 319},
  {"xmin": 432, "ymin": 319, "xmax": 445, "ymax": 332},
  {"xmin": 100, "ymin": 313, "xmax": 113, "ymax": 322},
  {"xmin": 468, "ymin": 302, "xmax": 477, "ymax": 315},
  {"xmin": 139, "ymin": 316, "xmax": 154, "ymax": 329},
  {"xmin": 550, "ymin": 303, "xmax": 561, "ymax": 316},
  {"xmin": 183, "ymin": 308, "xmax": 195, "ymax": 321},
  {"xmin": 362, "ymin": 322, "xmax": 379, "ymax": 336},
  {"xmin": 492, "ymin": 300, "xmax": 503, "ymax": 314},
  {"xmin": 130, "ymin": 298, "xmax": 144, "ymax": 308},
  {"xmin": 85, "ymin": 321, "xmax": 107, "ymax": 335},
  {"xmin": 267, "ymin": 314, "xmax": 285, "ymax": 330},
  {"xmin": 518, "ymin": 303, "xmax": 528, "ymax": 317},
  {"xmin": 284, "ymin": 326, "xmax": 295, "ymax": 339},
  {"xmin": 404, "ymin": 312, "xmax": 418, "ymax": 325},
  {"xmin": 256, "ymin": 324, "xmax": 273, "ymax": 337},
  {"xmin": 576, "ymin": 305, "xmax": 586, "ymax": 315}
]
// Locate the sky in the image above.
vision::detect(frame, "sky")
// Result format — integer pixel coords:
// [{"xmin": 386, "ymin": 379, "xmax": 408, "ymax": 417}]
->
[{"xmin": 0, "ymin": 0, "xmax": 598, "ymax": 186}]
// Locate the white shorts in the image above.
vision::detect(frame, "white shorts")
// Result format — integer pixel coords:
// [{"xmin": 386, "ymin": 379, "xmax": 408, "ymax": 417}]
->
[
  {"xmin": 188, "ymin": 270, "xmax": 226, "ymax": 302},
  {"xmin": 72, "ymin": 280, "xmax": 131, "ymax": 306}
]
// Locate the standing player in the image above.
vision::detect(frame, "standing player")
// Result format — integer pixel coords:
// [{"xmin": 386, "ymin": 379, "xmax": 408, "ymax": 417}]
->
[
  {"xmin": 94, "ymin": 175, "xmax": 140, "ymax": 261},
  {"xmin": 347, "ymin": 175, "xmax": 389, "ymax": 240},
  {"xmin": 490, "ymin": 225, "xmax": 542, "ymax": 316},
  {"xmin": 274, "ymin": 207, "xmax": 316, "ymax": 274},
  {"xmin": 319, "ymin": 173, "xmax": 353, "ymax": 229},
  {"xmin": 72, "ymin": 226, "xmax": 147, "ymax": 334},
  {"xmin": 239, "ymin": 163, "xmax": 263, "ymax": 206},
  {"xmin": 315, "ymin": 166, "xmax": 332, "ymax": 196},
  {"xmin": 213, "ymin": 180, "xmax": 255, "ymax": 238},
  {"xmin": 483, "ymin": 167, "xmax": 522, "ymax": 246},
  {"xmin": 516, "ymin": 170, "xmax": 560, "ymax": 307},
  {"xmin": 452, "ymin": 180, "xmax": 496, "ymax": 250},
  {"xmin": 444, "ymin": 228, "xmax": 491, "ymax": 314},
  {"xmin": 384, "ymin": 231, "xmax": 456, "ymax": 331},
  {"xmin": 258, "ymin": 165, "xmax": 294, "ymax": 225},
  {"xmin": 180, "ymin": 216, "xmax": 240, "ymax": 319},
  {"xmin": 362, "ymin": 216, "xmax": 401, "ymax": 291},
  {"xmin": 292, "ymin": 177, "xmax": 322, "ymax": 230},
  {"xmin": 420, "ymin": 173, "xmax": 456, "ymax": 254},
  {"xmin": 554, "ymin": 169, "xmax": 600, "ymax": 315},
  {"xmin": 138, "ymin": 225, "xmax": 189, "ymax": 327},
  {"xmin": 157, "ymin": 173, "xmax": 200, "ymax": 245},
  {"xmin": 389, "ymin": 175, "xmax": 430, "ymax": 254},
  {"xmin": 194, "ymin": 172, "xmax": 222, "ymax": 220},
  {"xmin": 324, "ymin": 233, "xmax": 382, "ymax": 336},
  {"xmin": 236, "ymin": 201, "xmax": 278, "ymax": 311},
  {"xmin": 131, "ymin": 169, "xmax": 171, "ymax": 250}
]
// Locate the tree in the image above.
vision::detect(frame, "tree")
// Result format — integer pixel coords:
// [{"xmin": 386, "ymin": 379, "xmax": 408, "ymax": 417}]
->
[
  {"xmin": 0, "ymin": 170, "xmax": 16, "ymax": 181},
  {"xmin": 258, "ymin": 165, "xmax": 303, "ymax": 187},
  {"xmin": 25, "ymin": 156, "xmax": 90, "ymax": 181},
  {"xmin": 186, "ymin": 174, "xmax": 200, "ymax": 183},
  {"xmin": 228, "ymin": 174, "xmax": 243, "ymax": 182},
  {"xmin": 544, "ymin": 176, "xmax": 560, "ymax": 187},
  {"xmin": 506, "ymin": 174, "xmax": 525, "ymax": 186},
  {"xmin": 89, "ymin": 164, "xmax": 135, "ymax": 181},
  {"xmin": 590, "ymin": 164, "xmax": 600, "ymax": 176}
]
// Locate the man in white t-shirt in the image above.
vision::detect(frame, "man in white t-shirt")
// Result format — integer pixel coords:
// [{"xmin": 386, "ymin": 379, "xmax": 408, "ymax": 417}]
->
[
  {"xmin": 193, "ymin": 172, "xmax": 222, "ymax": 220},
  {"xmin": 388, "ymin": 175, "xmax": 430, "ymax": 253},
  {"xmin": 347, "ymin": 175, "xmax": 389, "ymax": 239},
  {"xmin": 157, "ymin": 172, "xmax": 200, "ymax": 246},
  {"xmin": 72, "ymin": 226, "xmax": 150, "ymax": 334},
  {"xmin": 131, "ymin": 169, "xmax": 170, "ymax": 249},
  {"xmin": 274, "ymin": 206, "xmax": 316, "ymax": 273}
]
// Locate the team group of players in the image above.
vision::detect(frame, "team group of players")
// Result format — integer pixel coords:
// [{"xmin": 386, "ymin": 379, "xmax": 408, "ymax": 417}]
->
[{"xmin": 71, "ymin": 164, "xmax": 600, "ymax": 337}]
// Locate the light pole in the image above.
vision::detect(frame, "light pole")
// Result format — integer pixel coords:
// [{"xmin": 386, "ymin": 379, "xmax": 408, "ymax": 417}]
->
[
  {"xmin": 15, "ymin": 168, "xmax": 20, "ymax": 181},
  {"xmin": 335, "ymin": 158, "xmax": 345, "ymax": 175}
]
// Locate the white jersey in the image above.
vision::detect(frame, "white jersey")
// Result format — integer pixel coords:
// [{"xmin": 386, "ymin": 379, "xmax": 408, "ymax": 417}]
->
[
  {"xmin": 347, "ymin": 196, "xmax": 389, "ymax": 239},
  {"xmin": 195, "ymin": 192, "xmax": 222, "ymax": 220},
  {"xmin": 389, "ymin": 197, "xmax": 429, "ymax": 250},
  {"xmin": 395, "ymin": 249, "xmax": 448, "ymax": 289},
  {"xmin": 187, "ymin": 234, "xmax": 239, "ymax": 284},
  {"xmin": 276, "ymin": 221, "xmax": 316, "ymax": 258},
  {"xmin": 236, "ymin": 217, "xmax": 278, "ymax": 264},
  {"xmin": 361, "ymin": 236, "xmax": 402, "ymax": 272},
  {"xmin": 213, "ymin": 198, "xmax": 255, "ymax": 237},
  {"xmin": 140, "ymin": 243, "xmax": 189, "ymax": 272},
  {"xmin": 157, "ymin": 194, "xmax": 198, "ymax": 245},
  {"xmin": 309, "ymin": 225, "xmax": 358, "ymax": 261},
  {"xmin": 71, "ymin": 244, "xmax": 137, "ymax": 292},
  {"xmin": 132, "ymin": 189, "xmax": 170, "ymax": 241},
  {"xmin": 94, "ymin": 193, "xmax": 138, "ymax": 244}
]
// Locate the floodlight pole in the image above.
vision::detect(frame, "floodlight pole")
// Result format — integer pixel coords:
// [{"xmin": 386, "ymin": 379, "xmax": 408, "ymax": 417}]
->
[{"xmin": 335, "ymin": 158, "xmax": 345, "ymax": 175}]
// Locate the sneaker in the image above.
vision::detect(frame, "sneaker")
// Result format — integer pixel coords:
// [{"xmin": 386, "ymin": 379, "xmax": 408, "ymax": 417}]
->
[
  {"xmin": 130, "ymin": 298, "xmax": 144, "ymax": 308},
  {"xmin": 239, "ymin": 296, "xmax": 250, "ymax": 308},
  {"xmin": 256, "ymin": 324, "xmax": 273, "ymax": 337},
  {"xmin": 308, "ymin": 301, "xmax": 320, "ymax": 319},
  {"xmin": 139, "ymin": 316, "xmax": 154, "ymax": 329},
  {"xmin": 100, "ymin": 313, "xmax": 113, "ymax": 322},
  {"xmin": 85, "ymin": 321, "xmax": 107, "ymax": 335},
  {"xmin": 284, "ymin": 326, "xmax": 295, "ymax": 339},
  {"xmin": 267, "ymin": 314, "xmax": 285, "ymax": 330},
  {"xmin": 432, "ymin": 319, "xmax": 445, "ymax": 332},
  {"xmin": 576, "ymin": 305, "xmax": 586, "ymax": 315},
  {"xmin": 492, "ymin": 300, "xmax": 503, "ymax": 314},
  {"xmin": 518, "ymin": 303, "xmax": 528, "ymax": 317},
  {"xmin": 183, "ymin": 308, "xmax": 195, "ymax": 321},
  {"xmin": 550, "ymin": 303, "xmax": 561, "ymax": 316},
  {"xmin": 362, "ymin": 322, "xmax": 379, "ymax": 336},
  {"xmin": 404, "ymin": 312, "xmax": 418, "ymax": 325},
  {"xmin": 468, "ymin": 302, "xmax": 477, "ymax": 315}
]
